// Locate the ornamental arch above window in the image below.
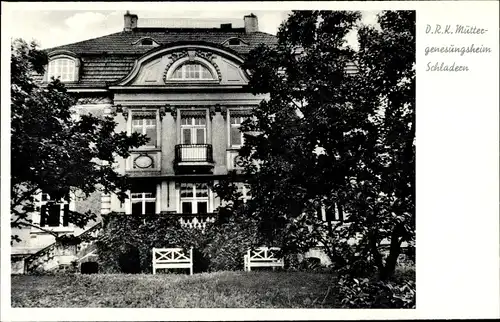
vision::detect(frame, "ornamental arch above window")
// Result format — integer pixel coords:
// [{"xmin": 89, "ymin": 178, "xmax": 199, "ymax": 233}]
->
[
  {"xmin": 164, "ymin": 55, "xmax": 221, "ymax": 83},
  {"xmin": 47, "ymin": 57, "xmax": 78, "ymax": 82}
]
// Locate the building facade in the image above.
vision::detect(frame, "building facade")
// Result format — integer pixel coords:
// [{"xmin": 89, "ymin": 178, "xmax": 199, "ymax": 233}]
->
[{"xmin": 11, "ymin": 12, "xmax": 278, "ymax": 273}]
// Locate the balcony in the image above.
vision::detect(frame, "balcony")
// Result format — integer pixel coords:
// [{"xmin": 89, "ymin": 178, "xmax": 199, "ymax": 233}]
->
[{"xmin": 174, "ymin": 144, "xmax": 214, "ymax": 172}]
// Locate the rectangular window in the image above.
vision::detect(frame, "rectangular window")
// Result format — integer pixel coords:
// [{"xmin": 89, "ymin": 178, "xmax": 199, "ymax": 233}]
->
[
  {"xmin": 229, "ymin": 114, "xmax": 246, "ymax": 148},
  {"xmin": 39, "ymin": 194, "xmax": 69, "ymax": 227},
  {"xmin": 182, "ymin": 202, "xmax": 193, "ymax": 214},
  {"xmin": 182, "ymin": 128, "xmax": 192, "ymax": 144},
  {"xmin": 325, "ymin": 205, "xmax": 336, "ymax": 221},
  {"xmin": 179, "ymin": 183, "xmax": 209, "ymax": 214},
  {"xmin": 47, "ymin": 204, "xmax": 61, "ymax": 226},
  {"xmin": 181, "ymin": 116, "xmax": 206, "ymax": 145},
  {"xmin": 197, "ymin": 202, "xmax": 208, "ymax": 214},
  {"xmin": 132, "ymin": 112, "xmax": 157, "ymax": 147},
  {"xmin": 131, "ymin": 186, "xmax": 156, "ymax": 215},
  {"xmin": 319, "ymin": 203, "xmax": 346, "ymax": 222},
  {"xmin": 230, "ymin": 127, "xmax": 242, "ymax": 146}
]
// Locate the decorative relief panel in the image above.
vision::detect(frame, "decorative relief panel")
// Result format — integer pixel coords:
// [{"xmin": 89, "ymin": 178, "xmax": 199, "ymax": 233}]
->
[
  {"xmin": 133, "ymin": 154, "xmax": 154, "ymax": 169},
  {"xmin": 162, "ymin": 49, "xmax": 222, "ymax": 83},
  {"xmin": 165, "ymin": 105, "xmax": 211, "ymax": 120},
  {"xmin": 128, "ymin": 152, "xmax": 160, "ymax": 171},
  {"xmin": 76, "ymin": 96, "xmax": 113, "ymax": 105},
  {"xmin": 195, "ymin": 50, "xmax": 222, "ymax": 81},
  {"xmin": 162, "ymin": 51, "xmax": 189, "ymax": 83}
]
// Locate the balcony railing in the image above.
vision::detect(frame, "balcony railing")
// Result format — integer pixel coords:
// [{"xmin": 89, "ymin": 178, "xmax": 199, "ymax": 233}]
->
[{"xmin": 175, "ymin": 144, "xmax": 213, "ymax": 163}]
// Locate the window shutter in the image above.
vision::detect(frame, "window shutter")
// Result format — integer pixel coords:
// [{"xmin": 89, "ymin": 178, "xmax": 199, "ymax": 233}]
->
[
  {"xmin": 63, "ymin": 204, "xmax": 69, "ymax": 226},
  {"xmin": 40, "ymin": 205, "xmax": 47, "ymax": 227}
]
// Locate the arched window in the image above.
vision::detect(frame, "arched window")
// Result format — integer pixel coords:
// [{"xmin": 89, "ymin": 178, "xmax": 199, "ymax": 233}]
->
[
  {"xmin": 171, "ymin": 63, "xmax": 214, "ymax": 80},
  {"xmin": 48, "ymin": 58, "xmax": 76, "ymax": 82}
]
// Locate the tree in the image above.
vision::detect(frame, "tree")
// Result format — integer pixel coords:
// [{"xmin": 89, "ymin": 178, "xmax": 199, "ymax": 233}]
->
[
  {"xmin": 10, "ymin": 39, "xmax": 148, "ymax": 242},
  {"xmin": 216, "ymin": 10, "xmax": 415, "ymax": 280}
]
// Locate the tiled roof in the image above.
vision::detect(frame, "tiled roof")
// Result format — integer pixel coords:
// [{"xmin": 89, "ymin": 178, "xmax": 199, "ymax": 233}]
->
[
  {"xmin": 46, "ymin": 28, "xmax": 277, "ymax": 56},
  {"xmin": 80, "ymin": 55, "xmax": 136, "ymax": 86},
  {"xmin": 43, "ymin": 28, "xmax": 277, "ymax": 88}
]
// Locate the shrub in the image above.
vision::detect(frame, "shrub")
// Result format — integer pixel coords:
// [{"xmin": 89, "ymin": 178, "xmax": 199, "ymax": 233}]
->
[
  {"xmin": 392, "ymin": 264, "xmax": 415, "ymax": 284},
  {"xmin": 202, "ymin": 215, "xmax": 260, "ymax": 271},
  {"xmin": 117, "ymin": 244, "xmax": 141, "ymax": 274},
  {"xmin": 283, "ymin": 253, "xmax": 301, "ymax": 270},
  {"xmin": 96, "ymin": 214, "xmax": 197, "ymax": 273},
  {"xmin": 96, "ymin": 213, "xmax": 262, "ymax": 273},
  {"xmin": 335, "ymin": 276, "xmax": 416, "ymax": 308}
]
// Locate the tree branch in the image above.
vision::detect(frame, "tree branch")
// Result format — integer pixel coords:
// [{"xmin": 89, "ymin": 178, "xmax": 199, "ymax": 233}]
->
[
  {"xmin": 11, "ymin": 185, "xmax": 40, "ymax": 210},
  {"xmin": 369, "ymin": 229, "xmax": 384, "ymax": 271},
  {"xmin": 14, "ymin": 220, "xmax": 60, "ymax": 238}
]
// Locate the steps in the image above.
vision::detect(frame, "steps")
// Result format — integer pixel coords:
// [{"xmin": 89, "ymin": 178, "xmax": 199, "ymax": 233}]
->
[{"xmin": 24, "ymin": 222, "xmax": 103, "ymax": 273}]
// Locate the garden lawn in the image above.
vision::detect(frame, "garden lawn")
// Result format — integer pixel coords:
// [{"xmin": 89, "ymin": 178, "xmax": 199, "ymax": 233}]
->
[{"xmin": 11, "ymin": 271, "xmax": 338, "ymax": 308}]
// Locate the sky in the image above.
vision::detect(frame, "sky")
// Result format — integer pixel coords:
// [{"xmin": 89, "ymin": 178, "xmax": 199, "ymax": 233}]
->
[{"xmin": 8, "ymin": 9, "xmax": 379, "ymax": 50}]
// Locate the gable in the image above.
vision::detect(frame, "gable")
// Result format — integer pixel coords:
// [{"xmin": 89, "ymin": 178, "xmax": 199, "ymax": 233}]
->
[{"xmin": 117, "ymin": 44, "xmax": 249, "ymax": 87}]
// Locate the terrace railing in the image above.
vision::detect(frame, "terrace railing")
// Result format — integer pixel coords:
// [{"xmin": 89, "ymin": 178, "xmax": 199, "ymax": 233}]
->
[{"xmin": 178, "ymin": 213, "xmax": 217, "ymax": 230}]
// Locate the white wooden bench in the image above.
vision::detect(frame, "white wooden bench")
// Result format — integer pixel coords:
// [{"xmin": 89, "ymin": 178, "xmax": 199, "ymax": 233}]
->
[
  {"xmin": 152, "ymin": 247, "xmax": 193, "ymax": 275},
  {"xmin": 244, "ymin": 247, "xmax": 284, "ymax": 271}
]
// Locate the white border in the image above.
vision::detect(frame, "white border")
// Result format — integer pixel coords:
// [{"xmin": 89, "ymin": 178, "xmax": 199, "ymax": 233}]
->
[{"xmin": 2, "ymin": 1, "xmax": 499, "ymax": 321}]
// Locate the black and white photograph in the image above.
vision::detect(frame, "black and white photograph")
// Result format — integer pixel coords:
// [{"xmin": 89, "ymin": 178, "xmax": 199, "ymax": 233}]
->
[{"xmin": 1, "ymin": 0, "xmax": 498, "ymax": 319}]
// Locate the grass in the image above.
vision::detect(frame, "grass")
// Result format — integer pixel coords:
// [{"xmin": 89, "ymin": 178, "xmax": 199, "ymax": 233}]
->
[{"xmin": 11, "ymin": 271, "xmax": 339, "ymax": 308}]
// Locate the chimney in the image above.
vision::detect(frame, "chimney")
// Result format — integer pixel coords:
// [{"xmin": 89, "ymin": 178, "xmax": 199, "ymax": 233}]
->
[
  {"xmin": 244, "ymin": 13, "xmax": 258, "ymax": 33},
  {"xmin": 124, "ymin": 11, "xmax": 138, "ymax": 32},
  {"xmin": 220, "ymin": 23, "xmax": 232, "ymax": 30}
]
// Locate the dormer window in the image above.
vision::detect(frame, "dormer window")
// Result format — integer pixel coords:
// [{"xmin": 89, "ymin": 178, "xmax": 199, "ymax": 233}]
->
[
  {"xmin": 133, "ymin": 37, "xmax": 159, "ymax": 47},
  {"xmin": 141, "ymin": 39, "xmax": 153, "ymax": 46},
  {"xmin": 171, "ymin": 63, "xmax": 214, "ymax": 80},
  {"xmin": 224, "ymin": 37, "xmax": 248, "ymax": 46},
  {"xmin": 48, "ymin": 58, "xmax": 76, "ymax": 82}
]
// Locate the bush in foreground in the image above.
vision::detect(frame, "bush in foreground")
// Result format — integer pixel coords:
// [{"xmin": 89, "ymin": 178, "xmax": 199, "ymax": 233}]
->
[
  {"xmin": 96, "ymin": 214, "xmax": 261, "ymax": 273},
  {"xmin": 334, "ymin": 265, "xmax": 415, "ymax": 308}
]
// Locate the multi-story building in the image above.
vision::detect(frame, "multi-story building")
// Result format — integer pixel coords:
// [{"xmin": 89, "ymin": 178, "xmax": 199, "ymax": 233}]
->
[{"xmin": 11, "ymin": 11, "xmax": 277, "ymax": 273}]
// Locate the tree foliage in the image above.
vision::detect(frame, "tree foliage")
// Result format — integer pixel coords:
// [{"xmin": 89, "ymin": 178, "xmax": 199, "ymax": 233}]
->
[
  {"xmin": 216, "ymin": 10, "xmax": 415, "ymax": 280},
  {"xmin": 10, "ymin": 39, "xmax": 148, "ymax": 241}
]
